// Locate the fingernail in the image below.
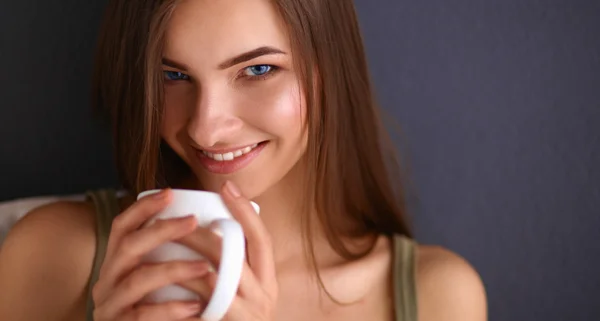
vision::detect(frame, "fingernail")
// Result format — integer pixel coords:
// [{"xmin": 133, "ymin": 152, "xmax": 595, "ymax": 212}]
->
[
  {"xmin": 192, "ymin": 262, "xmax": 209, "ymax": 274},
  {"xmin": 225, "ymin": 181, "xmax": 241, "ymax": 198},
  {"xmin": 184, "ymin": 302, "xmax": 201, "ymax": 314},
  {"xmin": 175, "ymin": 214, "xmax": 196, "ymax": 222},
  {"xmin": 153, "ymin": 189, "xmax": 167, "ymax": 199},
  {"xmin": 175, "ymin": 216, "xmax": 198, "ymax": 230}
]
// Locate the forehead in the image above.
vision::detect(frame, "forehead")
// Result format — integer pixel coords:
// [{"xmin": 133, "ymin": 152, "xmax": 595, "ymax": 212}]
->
[{"xmin": 164, "ymin": 0, "xmax": 290, "ymax": 65}]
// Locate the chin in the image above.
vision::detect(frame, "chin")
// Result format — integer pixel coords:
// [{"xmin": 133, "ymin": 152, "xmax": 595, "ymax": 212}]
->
[{"xmin": 194, "ymin": 170, "xmax": 274, "ymax": 200}]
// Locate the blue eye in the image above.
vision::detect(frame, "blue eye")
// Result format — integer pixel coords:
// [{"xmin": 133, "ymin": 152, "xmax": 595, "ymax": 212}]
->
[
  {"xmin": 164, "ymin": 71, "xmax": 190, "ymax": 81},
  {"xmin": 244, "ymin": 65, "xmax": 273, "ymax": 77}
]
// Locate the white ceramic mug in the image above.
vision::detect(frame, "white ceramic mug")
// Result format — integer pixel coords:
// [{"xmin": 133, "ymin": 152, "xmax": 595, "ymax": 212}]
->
[{"xmin": 137, "ymin": 189, "xmax": 260, "ymax": 321}]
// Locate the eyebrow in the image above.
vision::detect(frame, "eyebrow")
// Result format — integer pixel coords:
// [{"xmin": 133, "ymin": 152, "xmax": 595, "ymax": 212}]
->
[
  {"xmin": 218, "ymin": 46, "xmax": 286, "ymax": 69},
  {"xmin": 161, "ymin": 57, "xmax": 189, "ymax": 71},
  {"xmin": 161, "ymin": 46, "xmax": 286, "ymax": 71}
]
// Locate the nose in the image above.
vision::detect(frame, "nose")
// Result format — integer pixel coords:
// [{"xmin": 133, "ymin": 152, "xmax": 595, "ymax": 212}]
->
[{"xmin": 186, "ymin": 89, "xmax": 243, "ymax": 149}]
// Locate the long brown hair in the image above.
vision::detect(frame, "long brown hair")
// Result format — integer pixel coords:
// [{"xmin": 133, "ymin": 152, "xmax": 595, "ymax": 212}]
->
[{"xmin": 93, "ymin": 0, "xmax": 413, "ymax": 294}]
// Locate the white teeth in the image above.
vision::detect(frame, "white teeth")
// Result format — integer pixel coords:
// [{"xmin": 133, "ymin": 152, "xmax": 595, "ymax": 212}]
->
[{"xmin": 202, "ymin": 143, "xmax": 261, "ymax": 162}]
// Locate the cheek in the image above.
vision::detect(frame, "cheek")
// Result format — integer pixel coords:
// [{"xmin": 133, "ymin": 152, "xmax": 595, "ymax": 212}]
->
[
  {"xmin": 161, "ymin": 86, "xmax": 195, "ymax": 138},
  {"xmin": 239, "ymin": 75, "xmax": 305, "ymax": 140}
]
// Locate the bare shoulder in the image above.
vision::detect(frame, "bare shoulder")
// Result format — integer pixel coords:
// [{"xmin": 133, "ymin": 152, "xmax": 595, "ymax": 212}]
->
[
  {"xmin": 415, "ymin": 244, "xmax": 487, "ymax": 321},
  {"xmin": 0, "ymin": 200, "xmax": 97, "ymax": 321}
]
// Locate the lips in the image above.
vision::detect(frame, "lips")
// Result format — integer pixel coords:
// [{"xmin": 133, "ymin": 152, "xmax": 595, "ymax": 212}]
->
[
  {"xmin": 195, "ymin": 141, "xmax": 268, "ymax": 175},
  {"xmin": 200, "ymin": 143, "xmax": 259, "ymax": 161}
]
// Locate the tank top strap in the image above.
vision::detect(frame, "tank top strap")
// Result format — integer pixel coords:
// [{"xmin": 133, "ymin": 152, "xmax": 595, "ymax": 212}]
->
[
  {"xmin": 85, "ymin": 189, "xmax": 120, "ymax": 321},
  {"xmin": 392, "ymin": 234, "xmax": 418, "ymax": 321}
]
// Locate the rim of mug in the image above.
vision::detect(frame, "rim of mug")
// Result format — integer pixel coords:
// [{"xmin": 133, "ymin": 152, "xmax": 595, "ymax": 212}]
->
[
  {"xmin": 137, "ymin": 188, "xmax": 222, "ymax": 200},
  {"xmin": 137, "ymin": 188, "xmax": 260, "ymax": 213}
]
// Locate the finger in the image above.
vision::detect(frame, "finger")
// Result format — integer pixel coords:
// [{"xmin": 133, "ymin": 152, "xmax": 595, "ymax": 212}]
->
[
  {"xmin": 177, "ymin": 270, "xmax": 218, "ymax": 301},
  {"xmin": 177, "ymin": 273, "xmax": 258, "ymax": 321},
  {"xmin": 212, "ymin": 299, "xmax": 256, "ymax": 321},
  {"xmin": 127, "ymin": 301, "xmax": 204, "ymax": 321},
  {"xmin": 104, "ymin": 189, "xmax": 173, "ymax": 260},
  {"xmin": 236, "ymin": 262, "xmax": 266, "ymax": 298},
  {"xmin": 175, "ymin": 245, "xmax": 263, "ymax": 300},
  {"xmin": 176, "ymin": 226, "xmax": 223, "ymax": 267},
  {"xmin": 221, "ymin": 181, "xmax": 276, "ymax": 289},
  {"xmin": 94, "ymin": 216, "xmax": 198, "ymax": 303},
  {"xmin": 177, "ymin": 230, "xmax": 264, "ymax": 300},
  {"xmin": 96, "ymin": 260, "xmax": 209, "ymax": 319}
]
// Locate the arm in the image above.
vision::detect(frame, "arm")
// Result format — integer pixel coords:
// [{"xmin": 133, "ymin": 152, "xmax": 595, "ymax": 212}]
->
[
  {"xmin": 416, "ymin": 245, "xmax": 488, "ymax": 321},
  {"xmin": 0, "ymin": 201, "xmax": 97, "ymax": 321}
]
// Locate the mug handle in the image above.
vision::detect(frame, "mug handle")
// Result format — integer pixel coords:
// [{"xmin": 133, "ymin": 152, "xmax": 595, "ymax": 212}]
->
[{"xmin": 200, "ymin": 218, "xmax": 245, "ymax": 321}]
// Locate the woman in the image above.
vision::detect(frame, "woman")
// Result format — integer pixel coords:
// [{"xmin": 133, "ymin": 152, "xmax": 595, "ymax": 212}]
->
[{"xmin": 0, "ymin": 0, "xmax": 487, "ymax": 320}]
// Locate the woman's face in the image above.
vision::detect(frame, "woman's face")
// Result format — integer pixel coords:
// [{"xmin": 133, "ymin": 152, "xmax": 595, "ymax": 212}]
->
[{"xmin": 160, "ymin": 0, "xmax": 307, "ymax": 198}]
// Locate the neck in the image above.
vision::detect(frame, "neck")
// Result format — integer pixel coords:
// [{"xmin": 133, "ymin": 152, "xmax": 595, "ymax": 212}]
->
[
  {"xmin": 250, "ymin": 162, "xmax": 317, "ymax": 266},
  {"xmin": 247, "ymin": 163, "xmax": 373, "ymax": 270}
]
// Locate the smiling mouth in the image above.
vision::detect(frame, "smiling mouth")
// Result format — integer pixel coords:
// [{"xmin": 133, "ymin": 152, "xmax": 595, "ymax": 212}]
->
[
  {"xmin": 200, "ymin": 143, "xmax": 260, "ymax": 161},
  {"xmin": 195, "ymin": 141, "xmax": 269, "ymax": 175}
]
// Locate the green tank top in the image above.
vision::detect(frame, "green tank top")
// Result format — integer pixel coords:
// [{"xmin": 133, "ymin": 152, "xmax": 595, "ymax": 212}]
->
[{"xmin": 85, "ymin": 189, "xmax": 418, "ymax": 321}]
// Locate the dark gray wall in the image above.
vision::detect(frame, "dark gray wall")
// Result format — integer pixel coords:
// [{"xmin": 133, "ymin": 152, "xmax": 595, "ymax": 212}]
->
[
  {"xmin": 0, "ymin": 0, "xmax": 117, "ymax": 199},
  {"xmin": 354, "ymin": 1, "xmax": 600, "ymax": 320},
  {"xmin": 1, "ymin": 1, "xmax": 599, "ymax": 320}
]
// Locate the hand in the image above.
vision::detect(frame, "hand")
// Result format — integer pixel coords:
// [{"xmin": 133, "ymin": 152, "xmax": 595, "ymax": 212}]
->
[
  {"xmin": 92, "ymin": 189, "xmax": 212, "ymax": 321},
  {"xmin": 176, "ymin": 181, "xmax": 278, "ymax": 321}
]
